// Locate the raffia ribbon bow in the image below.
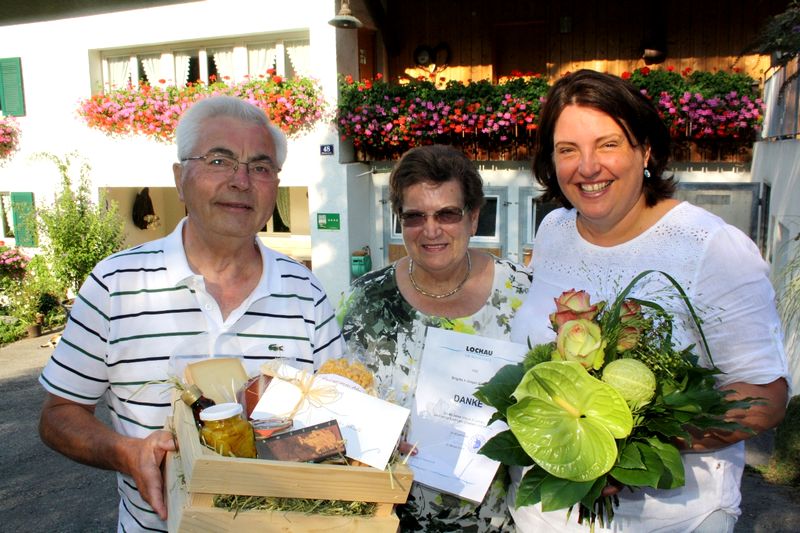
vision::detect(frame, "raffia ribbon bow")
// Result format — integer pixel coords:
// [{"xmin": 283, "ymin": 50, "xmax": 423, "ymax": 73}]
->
[{"xmin": 260, "ymin": 362, "xmax": 341, "ymax": 419}]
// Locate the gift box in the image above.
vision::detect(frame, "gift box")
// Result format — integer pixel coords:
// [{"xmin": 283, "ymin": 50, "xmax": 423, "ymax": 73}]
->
[{"xmin": 166, "ymin": 399, "xmax": 413, "ymax": 532}]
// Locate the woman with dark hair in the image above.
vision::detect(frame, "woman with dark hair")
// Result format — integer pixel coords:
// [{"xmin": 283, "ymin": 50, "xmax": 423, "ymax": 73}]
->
[
  {"xmin": 339, "ymin": 144, "xmax": 531, "ymax": 531},
  {"xmin": 532, "ymin": 69, "xmax": 675, "ymax": 208},
  {"xmin": 510, "ymin": 69, "xmax": 788, "ymax": 531}
]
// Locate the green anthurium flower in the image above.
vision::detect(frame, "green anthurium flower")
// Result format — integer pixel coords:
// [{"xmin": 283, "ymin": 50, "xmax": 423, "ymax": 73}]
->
[{"xmin": 508, "ymin": 361, "xmax": 633, "ymax": 482}]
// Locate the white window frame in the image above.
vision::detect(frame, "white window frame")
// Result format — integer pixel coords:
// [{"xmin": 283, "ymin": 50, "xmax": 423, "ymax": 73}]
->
[
  {"xmin": 94, "ymin": 32, "xmax": 308, "ymax": 92},
  {"xmin": 519, "ymin": 186, "xmax": 561, "ymax": 248}
]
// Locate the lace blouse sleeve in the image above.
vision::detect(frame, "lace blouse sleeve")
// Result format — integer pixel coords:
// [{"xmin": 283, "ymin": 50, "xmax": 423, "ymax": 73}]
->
[{"xmin": 693, "ymin": 224, "xmax": 789, "ymax": 387}]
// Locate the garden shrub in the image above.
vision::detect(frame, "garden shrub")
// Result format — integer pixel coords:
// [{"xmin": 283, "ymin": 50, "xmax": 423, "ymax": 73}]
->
[{"xmin": 36, "ymin": 152, "xmax": 125, "ymax": 294}]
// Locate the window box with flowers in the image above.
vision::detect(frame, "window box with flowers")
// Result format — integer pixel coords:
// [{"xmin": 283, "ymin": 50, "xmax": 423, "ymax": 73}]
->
[
  {"xmin": 0, "ymin": 115, "xmax": 21, "ymax": 164},
  {"xmin": 78, "ymin": 70, "xmax": 327, "ymax": 143},
  {"xmin": 624, "ymin": 66, "xmax": 764, "ymax": 163},
  {"xmin": 337, "ymin": 68, "xmax": 763, "ymax": 164},
  {"xmin": 337, "ymin": 72, "xmax": 549, "ymax": 162}
]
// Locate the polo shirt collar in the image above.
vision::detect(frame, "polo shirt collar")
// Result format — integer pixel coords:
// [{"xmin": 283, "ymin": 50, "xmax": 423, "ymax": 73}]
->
[
  {"xmin": 162, "ymin": 217, "xmax": 282, "ymax": 299},
  {"xmin": 163, "ymin": 218, "xmax": 195, "ymax": 287}
]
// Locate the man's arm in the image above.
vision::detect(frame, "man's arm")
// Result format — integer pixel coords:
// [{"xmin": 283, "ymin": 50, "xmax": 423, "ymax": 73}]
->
[{"xmin": 39, "ymin": 393, "xmax": 176, "ymax": 519}]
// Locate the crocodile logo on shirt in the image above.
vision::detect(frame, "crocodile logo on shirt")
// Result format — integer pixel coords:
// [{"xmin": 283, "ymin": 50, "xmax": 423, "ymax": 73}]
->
[{"xmin": 268, "ymin": 343, "xmax": 284, "ymax": 352}]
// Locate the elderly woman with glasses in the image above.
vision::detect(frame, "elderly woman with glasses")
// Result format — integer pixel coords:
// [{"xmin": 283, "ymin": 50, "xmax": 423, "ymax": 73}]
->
[{"xmin": 338, "ymin": 144, "xmax": 531, "ymax": 532}]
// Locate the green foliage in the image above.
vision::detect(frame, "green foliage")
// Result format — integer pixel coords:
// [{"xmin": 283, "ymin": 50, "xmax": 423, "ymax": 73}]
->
[
  {"xmin": 765, "ymin": 395, "xmax": 800, "ymax": 486},
  {"xmin": 685, "ymin": 70, "xmax": 760, "ymax": 99},
  {"xmin": 0, "ymin": 319, "xmax": 26, "ymax": 346},
  {"xmin": 744, "ymin": 0, "xmax": 800, "ymax": 68},
  {"xmin": 740, "ymin": 0, "xmax": 800, "ymax": 93},
  {"xmin": 626, "ymin": 67, "xmax": 689, "ymax": 98},
  {"xmin": 523, "ymin": 342, "xmax": 556, "ymax": 370},
  {"xmin": 626, "ymin": 67, "xmax": 760, "ymax": 101},
  {"xmin": 6, "ymin": 255, "xmax": 65, "ymax": 327},
  {"xmin": 35, "ymin": 151, "xmax": 126, "ymax": 294}
]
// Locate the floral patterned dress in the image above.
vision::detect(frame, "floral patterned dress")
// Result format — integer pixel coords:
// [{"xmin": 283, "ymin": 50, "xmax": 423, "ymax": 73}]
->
[{"xmin": 338, "ymin": 256, "xmax": 532, "ymax": 532}]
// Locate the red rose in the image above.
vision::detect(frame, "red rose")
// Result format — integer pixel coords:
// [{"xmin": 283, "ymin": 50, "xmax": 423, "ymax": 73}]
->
[
  {"xmin": 616, "ymin": 300, "xmax": 643, "ymax": 351},
  {"xmin": 548, "ymin": 289, "xmax": 604, "ymax": 331}
]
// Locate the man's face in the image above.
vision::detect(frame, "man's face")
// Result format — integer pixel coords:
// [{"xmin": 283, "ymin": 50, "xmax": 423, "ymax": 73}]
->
[{"xmin": 173, "ymin": 116, "xmax": 280, "ymax": 242}]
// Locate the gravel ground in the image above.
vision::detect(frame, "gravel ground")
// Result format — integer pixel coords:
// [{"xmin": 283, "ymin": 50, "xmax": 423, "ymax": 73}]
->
[{"xmin": 0, "ymin": 327, "xmax": 797, "ymax": 532}]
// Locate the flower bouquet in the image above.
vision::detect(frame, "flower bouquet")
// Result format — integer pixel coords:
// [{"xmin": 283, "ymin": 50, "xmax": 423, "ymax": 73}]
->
[{"xmin": 475, "ymin": 270, "xmax": 754, "ymax": 528}]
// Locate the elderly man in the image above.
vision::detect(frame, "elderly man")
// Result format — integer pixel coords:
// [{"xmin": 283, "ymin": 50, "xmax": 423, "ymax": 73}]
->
[{"xmin": 38, "ymin": 95, "xmax": 345, "ymax": 532}]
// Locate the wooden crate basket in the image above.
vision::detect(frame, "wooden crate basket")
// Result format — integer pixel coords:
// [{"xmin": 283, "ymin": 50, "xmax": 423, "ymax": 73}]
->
[{"xmin": 167, "ymin": 400, "xmax": 413, "ymax": 532}]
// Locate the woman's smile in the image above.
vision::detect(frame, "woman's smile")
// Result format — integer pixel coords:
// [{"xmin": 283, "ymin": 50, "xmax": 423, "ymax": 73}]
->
[{"xmin": 580, "ymin": 181, "xmax": 611, "ymax": 193}]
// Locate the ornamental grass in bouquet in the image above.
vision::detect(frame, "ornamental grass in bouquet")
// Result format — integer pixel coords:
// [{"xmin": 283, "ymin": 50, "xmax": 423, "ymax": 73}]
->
[{"xmin": 476, "ymin": 270, "xmax": 755, "ymax": 529}]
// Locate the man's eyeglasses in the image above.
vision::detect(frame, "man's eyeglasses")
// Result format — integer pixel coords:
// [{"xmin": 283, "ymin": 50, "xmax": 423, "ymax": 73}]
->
[
  {"xmin": 398, "ymin": 207, "xmax": 465, "ymax": 228},
  {"xmin": 181, "ymin": 153, "xmax": 281, "ymax": 181}
]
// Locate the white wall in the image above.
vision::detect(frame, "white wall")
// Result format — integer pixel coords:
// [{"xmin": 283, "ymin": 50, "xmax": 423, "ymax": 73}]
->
[
  {"xmin": 308, "ymin": 23, "xmax": 363, "ymax": 301},
  {"xmin": 0, "ymin": 0, "xmax": 361, "ymax": 302},
  {"xmin": 751, "ymin": 139, "xmax": 800, "ymax": 394},
  {"xmin": 0, "ymin": 0, "xmax": 342, "ymax": 187}
]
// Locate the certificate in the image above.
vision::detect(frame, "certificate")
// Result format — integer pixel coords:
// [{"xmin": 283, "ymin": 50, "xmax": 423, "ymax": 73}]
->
[
  {"xmin": 407, "ymin": 327, "xmax": 528, "ymax": 502},
  {"xmin": 251, "ymin": 364, "xmax": 409, "ymax": 470}
]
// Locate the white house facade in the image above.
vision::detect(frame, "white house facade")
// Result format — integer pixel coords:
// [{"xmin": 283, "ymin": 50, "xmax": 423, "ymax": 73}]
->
[
  {"xmin": 0, "ymin": 0, "xmax": 375, "ymax": 301},
  {"xmin": 0, "ymin": 0, "xmax": 783, "ymax": 310}
]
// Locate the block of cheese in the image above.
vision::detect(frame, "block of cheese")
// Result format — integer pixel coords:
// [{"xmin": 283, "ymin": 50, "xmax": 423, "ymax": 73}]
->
[{"xmin": 185, "ymin": 358, "xmax": 249, "ymax": 405}]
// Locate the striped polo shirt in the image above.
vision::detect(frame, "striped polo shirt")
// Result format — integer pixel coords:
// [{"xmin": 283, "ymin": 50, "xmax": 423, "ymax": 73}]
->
[{"xmin": 39, "ymin": 218, "xmax": 346, "ymax": 532}]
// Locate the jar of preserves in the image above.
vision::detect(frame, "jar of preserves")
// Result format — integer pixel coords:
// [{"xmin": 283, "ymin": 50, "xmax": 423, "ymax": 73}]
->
[{"xmin": 199, "ymin": 402, "xmax": 257, "ymax": 458}]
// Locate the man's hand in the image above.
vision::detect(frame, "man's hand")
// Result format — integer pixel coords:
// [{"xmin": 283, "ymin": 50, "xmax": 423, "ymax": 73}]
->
[
  {"xmin": 40, "ymin": 393, "xmax": 177, "ymax": 520},
  {"xmin": 121, "ymin": 430, "xmax": 177, "ymax": 520}
]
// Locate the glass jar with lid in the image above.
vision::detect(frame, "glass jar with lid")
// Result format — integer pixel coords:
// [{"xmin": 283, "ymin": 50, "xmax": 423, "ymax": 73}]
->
[{"xmin": 199, "ymin": 402, "xmax": 257, "ymax": 458}]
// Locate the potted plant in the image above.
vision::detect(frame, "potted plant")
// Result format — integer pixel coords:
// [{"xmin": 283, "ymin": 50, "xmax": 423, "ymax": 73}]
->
[{"xmin": 8, "ymin": 255, "xmax": 63, "ymax": 337}]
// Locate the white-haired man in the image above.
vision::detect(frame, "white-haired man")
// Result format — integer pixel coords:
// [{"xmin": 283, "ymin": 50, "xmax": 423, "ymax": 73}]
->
[{"xmin": 39, "ymin": 95, "xmax": 345, "ymax": 532}]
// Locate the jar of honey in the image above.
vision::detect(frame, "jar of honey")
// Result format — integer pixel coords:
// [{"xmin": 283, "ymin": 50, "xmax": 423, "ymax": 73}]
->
[{"xmin": 199, "ymin": 402, "xmax": 257, "ymax": 458}]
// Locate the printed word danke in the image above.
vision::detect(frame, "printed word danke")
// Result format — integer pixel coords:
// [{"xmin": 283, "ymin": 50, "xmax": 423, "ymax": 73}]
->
[{"xmin": 454, "ymin": 394, "xmax": 484, "ymax": 407}]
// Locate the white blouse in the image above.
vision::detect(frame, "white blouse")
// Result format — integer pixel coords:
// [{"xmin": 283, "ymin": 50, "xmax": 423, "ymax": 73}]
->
[{"xmin": 509, "ymin": 201, "xmax": 788, "ymax": 532}]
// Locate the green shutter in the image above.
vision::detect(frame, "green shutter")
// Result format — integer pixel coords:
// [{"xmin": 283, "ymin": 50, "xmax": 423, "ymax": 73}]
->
[
  {"xmin": 10, "ymin": 192, "xmax": 36, "ymax": 247},
  {"xmin": 0, "ymin": 57, "xmax": 26, "ymax": 117}
]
